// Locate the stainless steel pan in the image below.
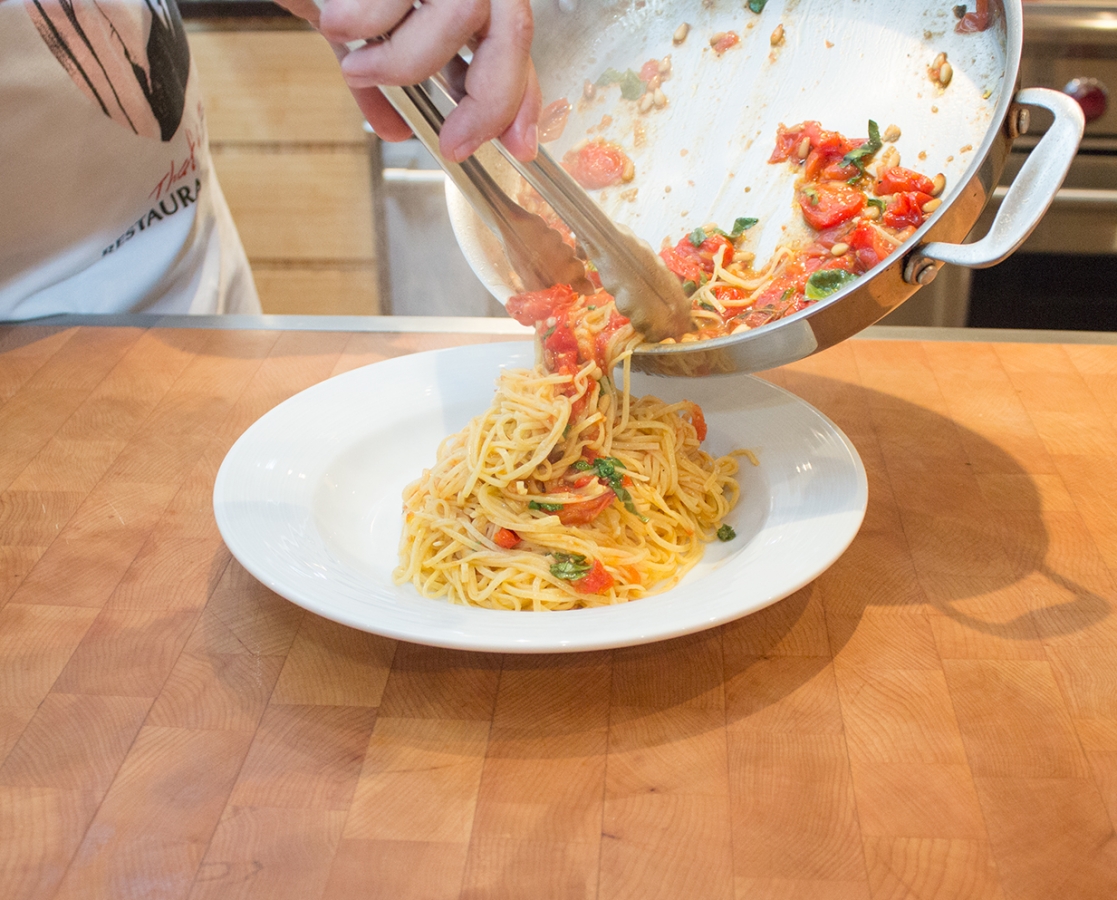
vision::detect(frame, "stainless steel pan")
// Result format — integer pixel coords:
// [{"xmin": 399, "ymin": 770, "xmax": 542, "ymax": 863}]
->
[{"xmin": 446, "ymin": 0, "xmax": 1083, "ymax": 376}]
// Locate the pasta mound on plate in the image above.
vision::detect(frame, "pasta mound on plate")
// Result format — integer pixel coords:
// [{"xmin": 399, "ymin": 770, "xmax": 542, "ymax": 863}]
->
[{"xmin": 393, "ymin": 286, "xmax": 740, "ymax": 611}]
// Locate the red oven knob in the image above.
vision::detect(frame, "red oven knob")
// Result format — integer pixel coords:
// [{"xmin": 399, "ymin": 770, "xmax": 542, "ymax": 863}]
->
[{"xmin": 1064, "ymin": 78, "xmax": 1108, "ymax": 123}]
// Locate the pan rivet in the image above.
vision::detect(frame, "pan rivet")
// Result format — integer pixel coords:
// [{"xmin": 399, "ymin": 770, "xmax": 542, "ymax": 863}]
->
[
  {"xmin": 1008, "ymin": 105, "xmax": 1031, "ymax": 139},
  {"xmin": 904, "ymin": 256, "xmax": 939, "ymax": 286}
]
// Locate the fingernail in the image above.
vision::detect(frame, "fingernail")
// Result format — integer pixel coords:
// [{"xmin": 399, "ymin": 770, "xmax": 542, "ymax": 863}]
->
[{"xmin": 449, "ymin": 139, "xmax": 481, "ymax": 163}]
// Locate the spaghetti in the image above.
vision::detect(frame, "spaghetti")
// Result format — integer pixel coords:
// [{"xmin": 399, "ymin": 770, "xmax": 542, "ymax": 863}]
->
[{"xmin": 393, "ymin": 286, "xmax": 740, "ymax": 611}]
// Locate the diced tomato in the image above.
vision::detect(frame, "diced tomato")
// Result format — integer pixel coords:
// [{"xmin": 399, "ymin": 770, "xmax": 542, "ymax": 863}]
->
[
  {"xmin": 798, "ymin": 183, "xmax": 865, "ymax": 230},
  {"xmin": 875, "ymin": 166, "xmax": 936, "ymax": 197},
  {"xmin": 542, "ymin": 320, "xmax": 581, "ymax": 375},
  {"xmin": 538, "ymin": 98, "xmax": 571, "ymax": 143},
  {"xmin": 804, "ymin": 130, "xmax": 856, "ymax": 181},
  {"xmin": 506, "ymin": 284, "xmax": 577, "ymax": 326},
  {"xmin": 660, "ymin": 234, "xmax": 734, "ymax": 283},
  {"xmin": 848, "ymin": 221, "xmax": 898, "ymax": 269},
  {"xmin": 638, "ymin": 59, "xmax": 660, "ymax": 82},
  {"xmin": 562, "ymin": 140, "xmax": 633, "ymax": 190},
  {"xmin": 687, "ymin": 403, "xmax": 708, "ymax": 441},
  {"xmin": 572, "ymin": 559, "xmax": 614, "ymax": 594},
  {"xmin": 956, "ymin": 0, "xmax": 990, "ymax": 33},
  {"xmin": 556, "ymin": 491, "xmax": 615, "ymax": 526},
  {"xmin": 882, "ymin": 191, "xmax": 932, "ymax": 229},
  {"xmin": 492, "ymin": 528, "xmax": 521, "ymax": 549},
  {"xmin": 770, "ymin": 121, "xmax": 817, "ymax": 162},
  {"xmin": 660, "ymin": 245, "xmax": 705, "ymax": 284},
  {"xmin": 712, "ymin": 31, "xmax": 739, "ymax": 54}
]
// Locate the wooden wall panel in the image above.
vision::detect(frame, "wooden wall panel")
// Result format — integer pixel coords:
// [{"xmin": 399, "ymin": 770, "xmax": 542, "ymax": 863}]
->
[{"xmin": 190, "ymin": 26, "xmax": 381, "ymax": 315}]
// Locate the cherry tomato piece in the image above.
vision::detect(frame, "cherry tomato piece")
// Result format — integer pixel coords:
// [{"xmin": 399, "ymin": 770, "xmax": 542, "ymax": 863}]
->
[
  {"xmin": 492, "ymin": 528, "xmax": 521, "ymax": 549},
  {"xmin": 556, "ymin": 491, "xmax": 616, "ymax": 526},
  {"xmin": 572, "ymin": 559, "xmax": 615, "ymax": 594},
  {"xmin": 875, "ymin": 166, "xmax": 936, "ymax": 196},
  {"xmin": 798, "ymin": 183, "xmax": 866, "ymax": 230},
  {"xmin": 506, "ymin": 284, "xmax": 577, "ymax": 325},
  {"xmin": 882, "ymin": 192, "xmax": 933, "ymax": 229},
  {"xmin": 562, "ymin": 140, "xmax": 633, "ymax": 190}
]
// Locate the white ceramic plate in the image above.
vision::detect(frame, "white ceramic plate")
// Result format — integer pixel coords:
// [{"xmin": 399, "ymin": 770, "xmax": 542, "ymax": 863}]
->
[{"xmin": 213, "ymin": 342, "xmax": 866, "ymax": 652}]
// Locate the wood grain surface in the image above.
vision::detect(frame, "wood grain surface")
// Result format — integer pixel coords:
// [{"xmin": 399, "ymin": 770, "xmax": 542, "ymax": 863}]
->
[{"xmin": 2, "ymin": 324, "xmax": 1117, "ymax": 900}]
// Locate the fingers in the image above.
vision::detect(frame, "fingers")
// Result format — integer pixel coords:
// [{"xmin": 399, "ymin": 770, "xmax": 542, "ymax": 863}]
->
[
  {"xmin": 347, "ymin": 85, "xmax": 414, "ymax": 142},
  {"xmin": 317, "ymin": 0, "xmax": 424, "ymax": 48},
  {"xmin": 328, "ymin": 0, "xmax": 490, "ymax": 87},
  {"xmin": 440, "ymin": 0, "xmax": 538, "ymax": 162}
]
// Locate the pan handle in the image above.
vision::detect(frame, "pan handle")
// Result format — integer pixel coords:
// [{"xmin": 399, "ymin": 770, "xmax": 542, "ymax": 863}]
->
[{"xmin": 916, "ymin": 87, "xmax": 1085, "ymax": 272}]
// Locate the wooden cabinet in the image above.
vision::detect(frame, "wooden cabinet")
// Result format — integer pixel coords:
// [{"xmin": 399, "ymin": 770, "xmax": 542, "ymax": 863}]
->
[{"xmin": 188, "ymin": 25, "xmax": 382, "ymax": 315}]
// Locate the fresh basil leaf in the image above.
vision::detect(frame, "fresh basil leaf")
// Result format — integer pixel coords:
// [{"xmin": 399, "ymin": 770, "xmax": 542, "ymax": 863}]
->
[
  {"xmin": 699, "ymin": 300, "xmax": 717, "ymax": 313},
  {"xmin": 841, "ymin": 120, "xmax": 882, "ymax": 182},
  {"xmin": 542, "ymin": 325, "xmax": 555, "ymax": 340},
  {"xmin": 571, "ymin": 459, "xmax": 593, "ymax": 472},
  {"xmin": 681, "ymin": 280, "xmax": 698, "ymax": 296},
  {"xmin": 717, "ymin": 524, "xmax": 737, "ymax": 541},
  {"xmin": 688, "ymin": 227, "xmax": 707, "ymax": 247},
  {"xmin": 802, "ymin": 185, "xmax": 819, "ymax": 206},
  {"xmin": 748, "ymin": 0, "xmax": 768, "ymax": 12},
  {"xmin": 804, "ymin": 269, "xmax": 859, "ymax": 300},
  {"xmin": 550, "ymin": 552, "xmax": 592, "ymax": 580},
  {"xmin": 730, "ymin": 217, "xmax": 758, "ymax": 239},
  {"xmin": 868, "ymin": 198, "xmax": 887, "ymax": 212},
  {"xmin": 595, "ymin": 68, "xmax": 645, "ymax": 101},
  {"xmin": 529, "ymin": 500, "xmax": 564, "ymax": 513}
]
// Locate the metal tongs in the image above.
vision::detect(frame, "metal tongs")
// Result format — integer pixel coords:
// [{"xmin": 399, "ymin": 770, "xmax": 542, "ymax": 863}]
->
[{"xmin": 379, "ymin": 70, "xmax": 691, "ymax": 341}]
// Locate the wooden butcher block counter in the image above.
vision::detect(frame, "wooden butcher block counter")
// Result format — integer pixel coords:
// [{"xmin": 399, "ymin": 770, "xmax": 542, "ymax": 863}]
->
[{"xmin": 2, "ymin": 315, "xmax": 1117, "ymax": 900}]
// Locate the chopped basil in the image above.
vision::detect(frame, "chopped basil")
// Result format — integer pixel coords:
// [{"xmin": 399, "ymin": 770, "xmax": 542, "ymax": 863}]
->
[
  {"xmin": 681, "ymin": 279, "xmax": 698, "ymax": 296},
  {"xmin": 802, "ymin": 185, "xmax": 820, "ymax": 206},
  {"xmin": 804, "ymin": 269, "xmax": 859, "ymax": 300},
  {"xmin": 569, "ymin": 457, "xmax": 647, "ymax": 521},
  {"xmin": 841, "ymin": 119, "xmax": 882, "ymax": 182},
  {"xmin": 550, "ymin": 552, "xmax": 592, "ymax": 580},
  {"xmin": 595, "ymin": 67, "xmax": 645, "ymax": 101},
  {"xmin": 688, "ymin": 227, "xmax": 707, "ymax": 247},
  {"xmin": 699, "ymin": 300, "xmax": 717, "ymax": 313},
  {"xmin": 542, "ymin": 324, "xmax": 556, "ymax": 340},
  {"xmin": 586, "ymin": 304, "xmax": 597, "ymax": 310},
  {"xmin": 717, "ymin": 524, "xmax": 737, "ymax": 541},
  {"xmin": 747, "ymin": 0, "xmax": 768, "ymax": 12},
  {"xmin": 730, "ymin": 217, "xmax": 758, "ymax": 239},
  {"xmin": 529, "ymin": 500, "xmax": 564, "ymax": 513},
  {"xmin": 867, "ymin": 197, "xmax": 887, "ymax": 213}
]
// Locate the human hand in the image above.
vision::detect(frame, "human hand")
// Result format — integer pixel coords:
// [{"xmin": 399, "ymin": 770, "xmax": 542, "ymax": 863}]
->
[{"xmin": 282, "ymin": 0, "xmax": 541, "ymax": 163}]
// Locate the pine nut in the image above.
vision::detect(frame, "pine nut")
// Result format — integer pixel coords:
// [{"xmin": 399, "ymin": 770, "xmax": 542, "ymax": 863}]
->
[
  {"xmin": 646, "ymin": 74, "xmax": 661, "ymax": 92},
  {"xmin": 680, "ymin": 332, "xmax": 700, "ymax": 342},
  {"xmin": 653, "ymin": 88, "xmax": 667, "ymax": 109},
  {"xmin": 659, "ymin": 55, "xmax": 672, "ymax": 75},
  {"xmin": 731, "ymin": 322, "xmax": 751, "ymax": 334},
  {"xmin": 932, "ymin": 52, "xmax": 947, "ymax": 71},
  {"xmin": 831, "ymin": 242, "xmax": 850, "ymax": 256},
  {"xmin": 797, "ymin": 136, "xmax": 811, "ymax": 159},
  {"xmin": 939, "ymin": 61, "xmax": 953, "ymax": 86},
  {"xmin": 638, "ymin": 92, "xmax": 654, "ymax": 113},
  {"xmin": 864, "ymin": 205, "xmax": 881, "ymax": 220},
  {"xmin": 583, "ymin": 80, "xmax": 595, "ymax": 100},
  {"xmin": 882, "ymin": 124, "xmax": 901, "ymax": 143},
  {"xmin": 921, "ymin": 197, "xmax": 942, "ymax": 214},
  {"xmin": 931, "ymin": 173, "xmax": 946, "ymax": 196},
  {"xmin": 622, "ymin": 157, "xmax": 636, "ymax": 182},
  {"xmin": 770, "ymin": 24, "xmax": 785, "ymax": 46},
  {"xmin": 673, "ymin": 23, "xmax": 689, "ymax": 44}
]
